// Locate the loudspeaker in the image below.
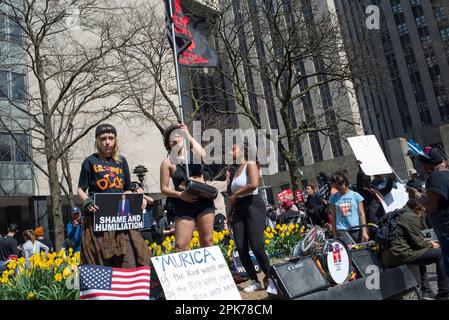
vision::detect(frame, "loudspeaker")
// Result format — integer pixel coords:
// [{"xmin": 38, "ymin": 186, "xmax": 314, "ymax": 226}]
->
[
  {"xmin": 269, "ymin": 256, "xmax": 329, "ymax": 299},
  {"xmin": 350, "ymin": 248, "xmax": 383, "ymax": 277}
]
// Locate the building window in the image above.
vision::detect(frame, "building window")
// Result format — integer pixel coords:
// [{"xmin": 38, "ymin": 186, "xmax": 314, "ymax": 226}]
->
[
  {"xmin": 435, "ymin": 6, "xmax": 448, "ymax": 22},
  {"xmin": 0, "ymin": 133, "xmax": 12, "ymax": 162},
  {"xmin": 415, "ymin": 15, "xmax": 427, "ymax": 27},
  {"xmin": 410, "ymin": 0, "xmax": 422, "ymax": 7},
  {"xmin": 15, "ymin": 133, "xmax": 30, "ymax": 162},
  {"xmin": 0, "ymin": 71, "xmax": 8, "ymax": 98},
  {"xmin": 392, "ymin": 3, "xmax": 403, "ymax": 14},
  {"xmin": 0, "ymin": 71, "xmax": 26, "ymax": 100},
  {"xmin": 0, "ymin": 15, "xmax": 6, "ymax": 41},
  {"xmin": 440, "ymin": 27, "xmax": 449, "ymax": 42},
  {"xmin": 0, "ymin": 133, "xmax": 30, "ymax": 163},
  {"xmin": 397, "ymin": 23, "xmax": 408, "ymax": 35}
]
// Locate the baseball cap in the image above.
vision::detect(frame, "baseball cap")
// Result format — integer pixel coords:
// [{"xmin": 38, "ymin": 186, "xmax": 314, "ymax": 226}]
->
[
  {"xmin": 8, "ymin": 223, "xmax": 18, "ymax": 232},
  {"xmin": 418, "ymin": 147, "xmax": 446, "ymax": 165},
  {"xmin": 71, "ymin": 207, "xmax": 81, "ymax": 214},
  {"xmin": 409, "ymin": 169, "xmax": 418, "ymax": 176},
  {"xmin": 95, "ymin": 123, "xmax": 117, "ymax": 137}
]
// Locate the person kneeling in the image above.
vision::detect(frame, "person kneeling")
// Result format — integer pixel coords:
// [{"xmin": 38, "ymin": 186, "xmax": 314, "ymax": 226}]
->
[{"xmin": 382, "ymin": 199, "xmax": 449, "ymax": 300}]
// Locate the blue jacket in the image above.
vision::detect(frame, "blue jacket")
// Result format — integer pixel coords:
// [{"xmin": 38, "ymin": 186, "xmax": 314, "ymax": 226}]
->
[{"xmin": 67, "ymin": 222, "xmax": 82, "ymax": 252}]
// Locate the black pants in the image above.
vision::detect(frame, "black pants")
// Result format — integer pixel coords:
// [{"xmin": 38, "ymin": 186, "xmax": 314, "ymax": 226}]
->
[
  {"xmin": 410, "ymin": 248, "xmax": 449, "ymax": 297},
  {"xmin": 232, "ymin": 195, "xmax": 271, "ymax": 282}
]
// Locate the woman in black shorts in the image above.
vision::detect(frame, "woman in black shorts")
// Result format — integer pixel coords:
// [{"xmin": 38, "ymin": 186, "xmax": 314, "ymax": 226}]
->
[{"xmin": 160, "ymin": 124, "xmax": 215, "ymax": 252}]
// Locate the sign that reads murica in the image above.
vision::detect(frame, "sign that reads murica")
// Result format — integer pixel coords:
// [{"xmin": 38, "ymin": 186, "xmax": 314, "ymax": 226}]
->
[
  {"xmin": 94, "ymin": 193, "xmax": 144, "ymax": 232},
  {"xmin": 151, "ymin": 246, "xmax": 241, "ymax": 300}
]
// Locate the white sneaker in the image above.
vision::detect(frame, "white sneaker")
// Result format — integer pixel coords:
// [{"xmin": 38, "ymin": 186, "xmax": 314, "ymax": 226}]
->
[{"xmin": 243, "ymin": 280, "xmax": 261, "ymax": 293}]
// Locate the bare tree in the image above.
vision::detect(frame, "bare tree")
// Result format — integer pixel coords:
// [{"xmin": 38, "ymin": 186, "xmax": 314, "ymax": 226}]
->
[
  {"xmin": 189, "ymin": 0, "xmax": 382, "ymax": 189},
  {"xmin": 0, "ymin": 0, "xmax": 142, "ymax": 248}
]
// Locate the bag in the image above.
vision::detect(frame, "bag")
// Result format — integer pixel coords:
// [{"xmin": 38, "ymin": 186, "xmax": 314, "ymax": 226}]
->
[
  {"xmin": 185, "ymin": 179, "xmax": 218, "ymax": 200},
  {"xmin": 374, "ymin": 208, "xmax": 405, "ymax": 248}
]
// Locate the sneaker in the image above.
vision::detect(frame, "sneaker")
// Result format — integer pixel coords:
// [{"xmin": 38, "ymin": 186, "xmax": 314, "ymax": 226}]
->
[
  {"xmin": 243, "ymin": 280, "xmax": 261, "ymax": 293},
  {"xmin": 421, "ymin": 291, "xmax": 435, "ymax": 300}
]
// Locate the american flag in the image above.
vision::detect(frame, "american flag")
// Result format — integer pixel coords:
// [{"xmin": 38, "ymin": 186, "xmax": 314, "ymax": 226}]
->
[{"xmin": 79, "ymin": 265, "xmax": 151, "ymax": 300}]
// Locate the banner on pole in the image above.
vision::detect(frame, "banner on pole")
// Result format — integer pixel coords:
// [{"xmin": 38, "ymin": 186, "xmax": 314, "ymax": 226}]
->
[{"xmin": 163, "ymin": 0, "xmax": 218, "ymax": 67}]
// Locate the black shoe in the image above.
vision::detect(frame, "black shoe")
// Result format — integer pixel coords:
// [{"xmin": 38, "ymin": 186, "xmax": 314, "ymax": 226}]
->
[{"xmin": 422, "ymin": 291, "xmax": 436, "ymax": 300}]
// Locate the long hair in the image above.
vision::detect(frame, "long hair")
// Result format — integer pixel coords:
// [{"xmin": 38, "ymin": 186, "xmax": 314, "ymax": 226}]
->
[
  {"xmin": 95, "ymin": 135, "xmax": 121, "ymax": 163},
  {"xmin": 23, "ymin": 229, "xmax": 35, "ymax": 244}
]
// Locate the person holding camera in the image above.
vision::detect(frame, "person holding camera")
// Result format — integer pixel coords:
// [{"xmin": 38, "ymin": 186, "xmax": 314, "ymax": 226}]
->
[
  {"xmin": 131, "ymin": 181, "xmax": 156, "ymax": 243},
  {"xmin": 160, "ymin": 123, "xmax": 215, "ymax": 252},
  {"xmin": 77, "ymin": 123, "xmax": 150, "ymax": 268},
  {"xmin": 64, "ymin": 207, "xmax": 82, "ymax": 252}
]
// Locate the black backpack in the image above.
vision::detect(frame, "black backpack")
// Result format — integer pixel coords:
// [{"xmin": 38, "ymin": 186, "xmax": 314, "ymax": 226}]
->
[{"xmin": 374, "ymin": 208, "xmax": 405, "ymax": 248}]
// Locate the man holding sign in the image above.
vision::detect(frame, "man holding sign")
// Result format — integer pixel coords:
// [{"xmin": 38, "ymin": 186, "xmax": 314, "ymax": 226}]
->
[{"xmin": 77, "ymin": 124, "xmax": 151, "ymax": 269}]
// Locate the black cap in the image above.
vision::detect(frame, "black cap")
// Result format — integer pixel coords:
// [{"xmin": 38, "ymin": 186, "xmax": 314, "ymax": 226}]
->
[
  {"xmin": 95, "ymin": 124, "xmax": 117, "ymax": 137},
  {"xmin": 418, "ymin": 147, "xmax": 446, "ymax": 165},
  {"xmin": 8, "ymin": 223, "xmax": 18, "ymax": 232}
]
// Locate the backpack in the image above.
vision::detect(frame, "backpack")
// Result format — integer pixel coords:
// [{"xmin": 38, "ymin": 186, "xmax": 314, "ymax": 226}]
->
[{"xmin": 374, "ymin": 208, "xmax": 405, "ymax": 248}]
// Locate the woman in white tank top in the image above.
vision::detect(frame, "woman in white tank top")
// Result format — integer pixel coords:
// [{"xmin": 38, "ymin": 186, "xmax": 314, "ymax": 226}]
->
[{"xmin": 229, "ymin": 143, "xmax": 271, "ymax": 293}]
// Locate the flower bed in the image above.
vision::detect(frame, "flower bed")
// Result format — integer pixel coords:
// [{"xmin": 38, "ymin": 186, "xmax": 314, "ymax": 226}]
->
[{"xmin": 0, "ymin": 224, "xmax": 306, "ymax": 300}]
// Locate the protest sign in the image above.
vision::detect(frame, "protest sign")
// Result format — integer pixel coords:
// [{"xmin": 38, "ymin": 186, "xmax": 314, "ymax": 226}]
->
[
  {"xmin": 94, "ymin": 193, "xmax": 144, "ymax": 232},
  {"xmin": 151, "ymin": 246, "xmax": 241, "ymax": 300},
  {"xmin": 347, "ymin": 135, "xmax": 392, "ymax": 176},
  {"xmin": 277, "ymin": 189, "xmax": 293, "ymax": 202},
  {"xmin": 381, "ymin": 183, "xmax": 409, "ymax": 213},
  {"xmin": 295, "ymin": 189, "xmax": 305, "ymax": 203}
]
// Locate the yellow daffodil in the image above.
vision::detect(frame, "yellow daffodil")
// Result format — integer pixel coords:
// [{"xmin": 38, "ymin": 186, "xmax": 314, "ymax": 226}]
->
[
  {"xmin": 63, "ymin": 267, "xmax": 73, "ymax": 279},
  {"xmin": 7, "ymin": 259, "xmax": 17, "ymax": 270},
  {"xmin": 27, "ymin": 292, "xmax": 36, "ymax": 300},
  {"xmin": 54, "ymin": 258, "xmax": 63, "ymax": 268},
  {"xmin": 55, "ymin": 273, "xmax": 63, "ymax": 282},
  {"xmin": 264, "ymin": 239, "xmax": 270, "ymax": 245}
]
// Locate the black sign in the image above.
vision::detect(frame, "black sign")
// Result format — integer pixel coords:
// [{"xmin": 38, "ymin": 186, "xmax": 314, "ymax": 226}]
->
[{"xmin": 94, "ymin": 193, "xmax": 144, "ymax": 232}]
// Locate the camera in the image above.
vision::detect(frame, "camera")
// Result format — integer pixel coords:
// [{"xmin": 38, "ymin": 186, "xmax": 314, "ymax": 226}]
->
[{"xmin": 130, "ymin": 181, "xmax": 142, "ymax": 192}]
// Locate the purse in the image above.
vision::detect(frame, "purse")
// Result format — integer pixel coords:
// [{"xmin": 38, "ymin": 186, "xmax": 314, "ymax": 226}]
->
[{"xmin": 185, "ymin": 179, "xmax": 218, "ymax": 200}]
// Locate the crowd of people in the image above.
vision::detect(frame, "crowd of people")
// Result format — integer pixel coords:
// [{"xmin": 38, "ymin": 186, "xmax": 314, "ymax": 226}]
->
[{"xmin": 2, "ymin": 122, "xmax": 449, "ymax": 300}]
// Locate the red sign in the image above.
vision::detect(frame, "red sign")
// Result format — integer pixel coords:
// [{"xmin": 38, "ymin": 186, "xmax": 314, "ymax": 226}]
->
[
  {"xmin": 295, "ymin": 190, "xmax": 305, "ymax": 203},
  {"xmin": 276, "ymin": 189, "xmax": 293, "ymax": 202}
]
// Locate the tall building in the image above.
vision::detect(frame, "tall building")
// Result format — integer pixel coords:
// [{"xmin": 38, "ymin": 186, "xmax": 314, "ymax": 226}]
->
[
  {"xmin": 187, "ymin": 0, "xmax": 366, "ymax": 200},
  {"xmin": 334, "ymin": 0, "xmax": 449, "ymax": 151}
]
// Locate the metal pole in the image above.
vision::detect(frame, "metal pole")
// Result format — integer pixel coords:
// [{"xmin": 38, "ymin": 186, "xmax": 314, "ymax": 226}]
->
[{"xmin": 167, "ymin": 0, "xmax": 189, "ymax": 177}]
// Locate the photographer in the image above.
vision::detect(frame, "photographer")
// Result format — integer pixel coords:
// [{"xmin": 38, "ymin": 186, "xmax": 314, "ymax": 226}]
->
[
  {"xmin": 65, "ymin": 207, "xmax": 82, "ymax": 252},
  {"xmin": 131, "ymin": 181, "xmax": 156, "ymax": 243}
]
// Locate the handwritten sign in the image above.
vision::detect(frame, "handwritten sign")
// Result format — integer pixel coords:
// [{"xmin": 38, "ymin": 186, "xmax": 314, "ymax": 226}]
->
[
  {"xmin": 94, "ymin": 193, "xmax": 144, "ymax": 232},
  {"xmin": 347, "ymin": 135, "xmax": 392, "ymax": 176},
  {"xmin": 151, "ymin": 246, "xmax": 241, "ymax": 300}
]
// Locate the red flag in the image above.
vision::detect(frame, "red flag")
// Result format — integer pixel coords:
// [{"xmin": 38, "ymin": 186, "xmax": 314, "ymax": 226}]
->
[{"xmin": 163, "ymin": 0, "xmax": 218, "ymax": 67}]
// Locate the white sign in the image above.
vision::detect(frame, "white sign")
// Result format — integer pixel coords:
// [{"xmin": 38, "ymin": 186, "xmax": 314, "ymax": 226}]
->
[
  {"xmin": 348, "ymin": 135, "xmax": 392, "ymax": 176},
  {"xmin": 151, "ymin": 246, "xmax": 241, "ymax": 300},
  {"xmin": 381, "ymin": 183, "xmax": 409, "ymax": 213}
]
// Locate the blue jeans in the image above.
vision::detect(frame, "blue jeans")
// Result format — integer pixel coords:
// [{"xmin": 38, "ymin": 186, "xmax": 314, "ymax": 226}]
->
[{"xmin": 437, "ymin": 235, "xmax": 449, "ymax": 277}]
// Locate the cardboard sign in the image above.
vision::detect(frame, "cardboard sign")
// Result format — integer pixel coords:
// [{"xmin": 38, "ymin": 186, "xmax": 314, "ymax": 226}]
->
[
  {"xmin": 94, "ymin": 193, "xmax": 144, "ymax": 232},
  {"xmin": 277, "ymin": 189, "xmax": 293, "ymax": 202},
  {"xmin": 381, "ymin": 183, "xmax": 409, "ymax": 213},
  {"xmin": 347, "ymin": 135, "xmax": 392, "ymax": 176},
  {"xmin": 151, "ymin": 246, "xmax": 241, "ymax": 300}
]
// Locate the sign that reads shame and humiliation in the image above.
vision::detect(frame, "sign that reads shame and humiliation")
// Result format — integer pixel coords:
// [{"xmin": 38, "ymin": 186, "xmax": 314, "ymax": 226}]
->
[
  {"xmin": 94, "ymin": 193, "xmax": 144, "ymax": 232},
  {"xmin": 151, "ymin": 246, "xmax": 241, "ymax": 300}
]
